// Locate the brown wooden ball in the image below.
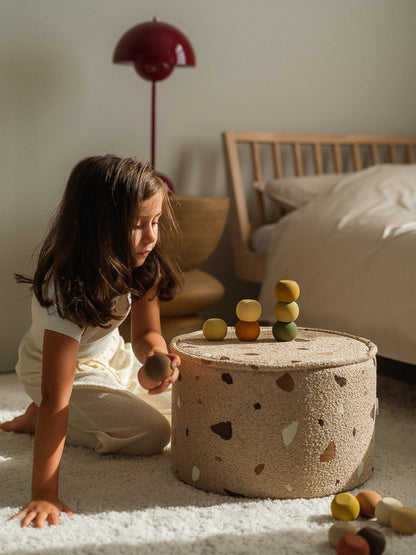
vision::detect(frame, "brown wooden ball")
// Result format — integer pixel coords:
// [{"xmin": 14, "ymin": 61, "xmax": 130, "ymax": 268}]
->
[
  {"xmin": 144, "ymin": 353, "xmax": 172, "ymax": 383},
  {"xmin": 357, "ymin": 527, "xmax": 386, "ymax": 555}
]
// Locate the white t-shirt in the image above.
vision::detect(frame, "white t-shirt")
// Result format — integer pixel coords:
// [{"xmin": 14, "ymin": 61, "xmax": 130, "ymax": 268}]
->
[
  {"xmin": 24, "ymin": 293, "xmax": 131, "ymax": 358},
  {"xmin": 44, "ymin": 294, "xmax": 131, "ymax": 343}
]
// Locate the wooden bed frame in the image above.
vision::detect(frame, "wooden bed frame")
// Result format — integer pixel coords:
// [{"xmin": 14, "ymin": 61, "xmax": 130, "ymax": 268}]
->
[{"xmin": 223, "ymin": 131, "xmax": 416, "ymax": 283}]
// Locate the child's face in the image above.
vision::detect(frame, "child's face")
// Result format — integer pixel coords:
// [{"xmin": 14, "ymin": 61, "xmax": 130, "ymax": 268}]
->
[{"xmin": 131, "ymin": 191, "xmax": 163, "ymax": 267}]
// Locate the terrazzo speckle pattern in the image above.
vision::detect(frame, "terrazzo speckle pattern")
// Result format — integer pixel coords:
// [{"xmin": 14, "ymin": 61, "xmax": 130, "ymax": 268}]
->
[{"xmin": 171, "ymin": 327, "xmax": 377, "ymax": 499}]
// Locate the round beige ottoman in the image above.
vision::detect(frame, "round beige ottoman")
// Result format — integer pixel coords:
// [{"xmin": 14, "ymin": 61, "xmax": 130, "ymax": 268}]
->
[{"xmin": 170, "ymin": 327, "xmax": 377, "ymax": 499}]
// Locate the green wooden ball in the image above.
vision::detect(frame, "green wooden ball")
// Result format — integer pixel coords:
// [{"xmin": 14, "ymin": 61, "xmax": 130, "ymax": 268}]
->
[{"xmin": 272, "ymin": 321, "xmax": 298, "ymax": 342}]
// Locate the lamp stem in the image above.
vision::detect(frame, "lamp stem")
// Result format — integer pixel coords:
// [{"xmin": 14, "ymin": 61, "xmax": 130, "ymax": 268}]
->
[{"xmin": 151, "ymin": 80, "xmax": 156, "ymax": 168}]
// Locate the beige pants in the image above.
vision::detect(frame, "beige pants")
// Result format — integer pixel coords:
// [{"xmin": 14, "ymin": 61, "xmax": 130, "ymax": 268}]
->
[{"xmin": 17, "ymin": 330, "xmax": 172, "ymax": 456}]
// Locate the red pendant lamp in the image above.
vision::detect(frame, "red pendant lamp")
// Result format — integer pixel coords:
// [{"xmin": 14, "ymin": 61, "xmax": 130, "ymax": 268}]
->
[{"xmin": 113, "ymin": 17, "xmax": 196, "ymax": 192}]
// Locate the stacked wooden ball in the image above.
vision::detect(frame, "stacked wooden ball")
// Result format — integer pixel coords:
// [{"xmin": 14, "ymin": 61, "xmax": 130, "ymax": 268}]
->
[
  {"xmin": 272, "ymin": 280, "xmax": 300, "ymax": 342},
  {"xmin": 328, "ymin": 489, "xmax": 416, "ymax": 553},
  {"xmin": 202, "ymin": 300, "xmax": 262, "ymax": 342},
  {"xmin": 235, "ymin": 299, "xmax": 262, "ymax": 341}
]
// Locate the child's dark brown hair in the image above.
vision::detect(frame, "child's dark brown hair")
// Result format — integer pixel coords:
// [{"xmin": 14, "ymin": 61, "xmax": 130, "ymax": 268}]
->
[{"xmin": 16, "ymin": 155, "xmax": 182, "ymax": 328}]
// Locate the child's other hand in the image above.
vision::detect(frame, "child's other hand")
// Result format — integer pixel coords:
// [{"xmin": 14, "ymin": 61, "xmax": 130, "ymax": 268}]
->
[
  {"xmin": 9, "ymin": 497, "xmax": 73, "ymax": 528},
  {"xmin": 148, "ymin": 353, "xmax": 180, "ymax": 395}
]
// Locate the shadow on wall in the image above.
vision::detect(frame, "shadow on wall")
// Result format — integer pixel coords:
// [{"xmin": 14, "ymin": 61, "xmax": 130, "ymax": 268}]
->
[
  {"xmin": 176, "ymin": 138, "xmax": 263, "ymax": 324},
  {"xmin": 173, "ymin": 139, "xmax": 226, "ymax": 197},
  {"xmin": 199, "ymin": 220, "xmax": 261, "ymax": 327},
  {"xmin": 0, "ymin": 24, "xmax": 80, "ymax": 242},
  {"xmin": 0, "ymin": 28, "xmax": 79, "ymax": 372},
  {"xmin": 172, "ymin": 140, "xmax": 261, "ymax": 327},
  {"xmin": 377, "ymin": 356, "xmax": 416, "ymax": 384}
]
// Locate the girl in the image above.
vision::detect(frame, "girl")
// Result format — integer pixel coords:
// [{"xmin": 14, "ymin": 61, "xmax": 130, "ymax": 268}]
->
[{"xmin": 0, "ymin": 155, "xmax": 182, "ymax": 528}]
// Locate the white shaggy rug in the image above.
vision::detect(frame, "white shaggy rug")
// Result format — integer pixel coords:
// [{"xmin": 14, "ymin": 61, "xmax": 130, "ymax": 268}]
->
[{"xmin": 0, "ymin": 371, "xmax": 415, "ymax": 554}]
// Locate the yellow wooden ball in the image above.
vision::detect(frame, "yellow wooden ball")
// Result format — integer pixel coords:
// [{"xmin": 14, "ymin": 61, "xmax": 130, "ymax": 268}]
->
[
  {"xmin": 202, "ymin": 318, "xmax": 227, "ymax": 341},
  {"xmin": 331, "ymin": 493, "xmax": 361, "ymax": 521},
  {"xmin": 274, "ymin": 280, "xmax": 300, "ymax": 302},
  {"xmin": 236, "ymin": 299, "xmax": 262, "ymax": 322},
  {"xmin": 391, "ymin": 507, "xmax": 416, "ymax": 534},
  {"xmin": 273, "ymin": 301, "xmax": 299, "ymax": 322}
]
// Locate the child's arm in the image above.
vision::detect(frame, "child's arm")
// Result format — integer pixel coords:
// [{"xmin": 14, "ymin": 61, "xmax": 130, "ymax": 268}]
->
[
  {"xmin": 131, "ymin": 286, "xmax": 180, "ymax": 394},
  {"xmin": 11, "ymin": 330, "xmax": 78, "ymax": 528}
]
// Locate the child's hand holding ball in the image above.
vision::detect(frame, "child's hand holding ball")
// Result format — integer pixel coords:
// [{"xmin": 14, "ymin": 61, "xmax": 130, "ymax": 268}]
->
[{"xmin": 138, "ymin": 353, "xmax": 175, "ymax": 393}]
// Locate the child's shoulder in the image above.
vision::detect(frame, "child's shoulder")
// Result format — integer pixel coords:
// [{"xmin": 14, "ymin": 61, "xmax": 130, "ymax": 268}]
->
[{"xmin": 113, "ymin": 293, "xmax": 132, "ymax": 315}]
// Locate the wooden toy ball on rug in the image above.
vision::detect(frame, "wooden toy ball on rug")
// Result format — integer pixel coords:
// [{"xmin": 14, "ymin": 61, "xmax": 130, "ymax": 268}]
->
[
  {"xmin": 235, "ymin": 299, "xmax": 262, "ymax": 341},
  {"xmin": 273, "ymin": 279, "xmax": 300, "ymax": 342},
  {"xmin": 328, "ymin": 488, "xmax": 416, "ymax": 553}
]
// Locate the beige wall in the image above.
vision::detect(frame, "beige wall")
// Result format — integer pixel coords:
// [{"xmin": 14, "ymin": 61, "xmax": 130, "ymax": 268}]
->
[{"xmin": 1, "ymin": 0, "xmax": 416, "ymax": 371}]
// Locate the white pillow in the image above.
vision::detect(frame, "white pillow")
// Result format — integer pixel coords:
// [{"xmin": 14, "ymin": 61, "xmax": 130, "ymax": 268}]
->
[
  {"xmin": 250, "ymin": 223, "xmax": 275, "ymax": 253},
  {"xmin": 254, "ymin": 173, "xmax": 350, "ymax": 212}
]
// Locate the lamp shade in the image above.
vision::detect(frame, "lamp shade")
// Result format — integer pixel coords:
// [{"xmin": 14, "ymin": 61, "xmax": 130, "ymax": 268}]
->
[{"xmin": 113, "ymin": 20, "xmax": 196, "ymax": 82}]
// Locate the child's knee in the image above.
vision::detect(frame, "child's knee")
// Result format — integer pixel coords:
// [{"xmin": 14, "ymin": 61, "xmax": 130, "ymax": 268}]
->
[
  {"xmin": 141, "ymin": 416, "xmax": 171, "ymax": 456},
  {"xmin": 115, "ymin": 413, "xmax": 171, "ymax": 456}
]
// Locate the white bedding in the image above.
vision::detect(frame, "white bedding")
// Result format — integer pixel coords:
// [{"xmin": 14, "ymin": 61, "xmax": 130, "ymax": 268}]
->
[{"xmin": 258, "ymin": 164, "xmax": 416, "ymax": 365}]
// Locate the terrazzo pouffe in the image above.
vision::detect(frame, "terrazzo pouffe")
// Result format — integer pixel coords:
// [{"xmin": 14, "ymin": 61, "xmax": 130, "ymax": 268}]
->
[{"xmin": 170, "ymin": 327, "xmax": 378, "ymax": 499}]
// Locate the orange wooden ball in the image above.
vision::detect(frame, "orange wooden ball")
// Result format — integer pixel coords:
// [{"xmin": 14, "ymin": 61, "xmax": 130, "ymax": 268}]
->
[
  {"xmin": 356, "ymin": 490, "xmax": 382, "ymax": 518},
  {"xmin": 235, "ymin": 320, "xmax": 260, "ymax": 341}
]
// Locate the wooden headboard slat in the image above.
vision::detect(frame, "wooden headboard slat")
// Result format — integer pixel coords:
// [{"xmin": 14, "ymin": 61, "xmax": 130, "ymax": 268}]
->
[
  {"xmin": 222, "ymin": 131, "xmax": 416, "ymax": 283},
  {"xmin": 250, "ymin": 142, "xmax": 266, "ymax": 226},
  {"xmin": 251, "ymin": 142, "xmax": 262, "ymax": 181},
  {"xmin": 293, "ymin": 143, "xmax": 303, "ymax": 176},
  {"xmin": 352, "ymin": 144, "xmax": 361, "ymax": 171},
  {"xmin": 333, "ymin": 144, "xmax": 342, "ymax": 173},
  {"xmin": 314, "ymin": 144, "xmax": 323, "ymax": 175},
  {"xmin": 272, "ymin": 142, "xmax": 283, "ymax": 178}
]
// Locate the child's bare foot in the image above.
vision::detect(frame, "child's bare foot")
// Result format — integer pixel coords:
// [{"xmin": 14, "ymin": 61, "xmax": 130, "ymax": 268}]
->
[{"xmin": 0, "ymin": 402, "xmax": 38, "ymax": 434}]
